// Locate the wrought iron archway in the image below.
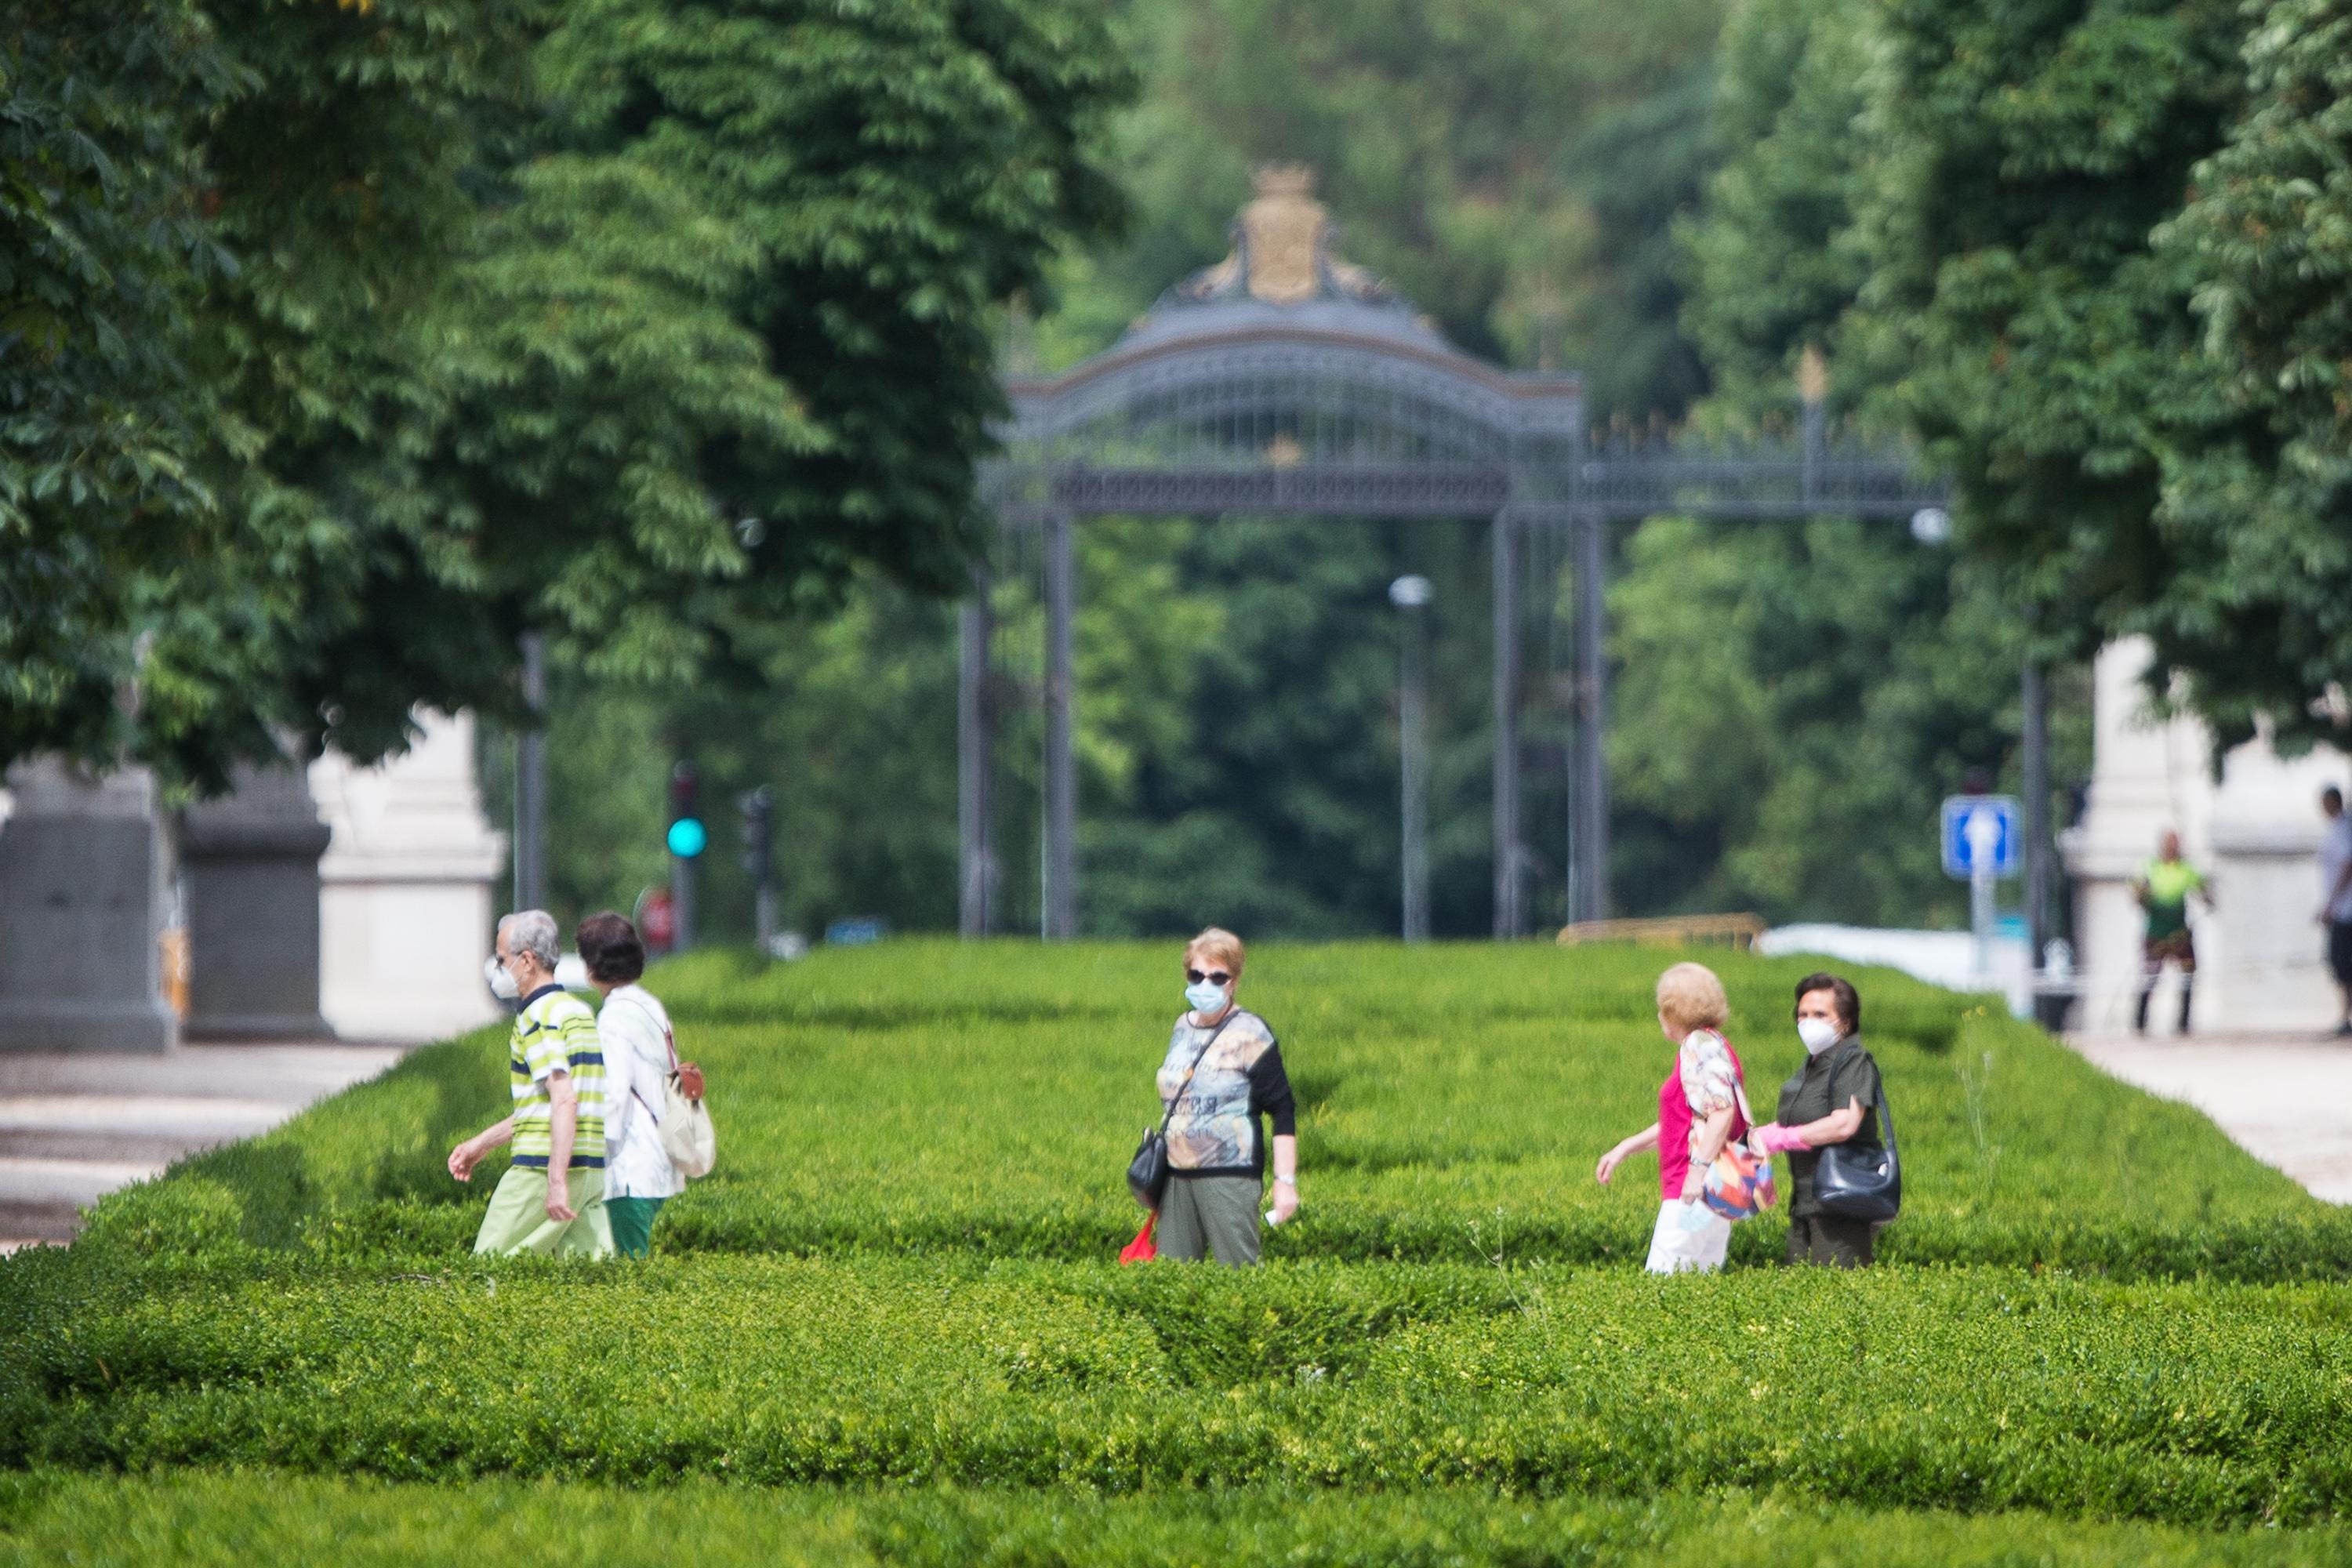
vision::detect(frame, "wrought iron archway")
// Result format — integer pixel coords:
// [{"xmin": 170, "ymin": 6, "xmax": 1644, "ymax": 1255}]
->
[{"xmin": 969, "ymin": 169, "xmax": 1945, "ymax": 940}]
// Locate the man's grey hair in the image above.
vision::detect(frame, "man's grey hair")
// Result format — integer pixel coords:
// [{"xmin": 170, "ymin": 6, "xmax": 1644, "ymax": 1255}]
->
[{"xmin": 499, "ymin": 909, "xmax": 561, "ymax": 970}]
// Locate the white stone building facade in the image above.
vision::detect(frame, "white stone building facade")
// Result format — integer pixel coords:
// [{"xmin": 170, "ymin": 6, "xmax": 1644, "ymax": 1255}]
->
[{"xmin": 2064, "ymin": 638, "xmax": 2350, "ymax": 1034}]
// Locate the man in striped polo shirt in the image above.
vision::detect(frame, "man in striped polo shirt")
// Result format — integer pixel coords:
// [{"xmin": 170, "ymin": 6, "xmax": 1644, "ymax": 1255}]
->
[{"xmin": 447, "ymin": 909, "xmax": 614, "ymax": 1256}]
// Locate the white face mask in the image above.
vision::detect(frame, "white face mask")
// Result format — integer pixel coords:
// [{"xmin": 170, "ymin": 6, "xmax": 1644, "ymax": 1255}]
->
[
  {"xmin": 1185, "ymin": 978, "xmax": 1229, "ymax": 1017},
  {"xmin": 485, "ymin": 953, "xmax": 521, "ymax": 1001},
  {"xmin": 1797, "ymin": 1016, "xmax": 1842, "ymax": 1055}
]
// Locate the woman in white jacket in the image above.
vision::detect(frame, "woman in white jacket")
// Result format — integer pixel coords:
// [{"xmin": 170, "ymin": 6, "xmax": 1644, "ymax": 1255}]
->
[{"xmin": 576, "ymin": 912, "xmax": 684, "ymax": 1258}]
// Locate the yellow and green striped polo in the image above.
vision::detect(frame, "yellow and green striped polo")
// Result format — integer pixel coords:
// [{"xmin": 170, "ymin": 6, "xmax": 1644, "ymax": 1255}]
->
[{"xmin": 508, "ymin": 985, "xmax": 606, "ymax": 1169}]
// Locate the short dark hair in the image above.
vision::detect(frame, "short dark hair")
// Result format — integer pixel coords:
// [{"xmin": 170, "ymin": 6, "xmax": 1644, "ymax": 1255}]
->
[
  {"xmin": 576, "ymin": 911, "xmax": 645, "ymax": 984},
  {"xmin": 1794, "ymin": 971, "xmax": 1860, "ymax": 1035}
]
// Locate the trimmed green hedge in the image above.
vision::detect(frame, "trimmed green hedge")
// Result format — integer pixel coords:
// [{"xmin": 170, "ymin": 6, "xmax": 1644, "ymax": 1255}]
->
[
  {"xmin": 67, "ymin": 942, "xmax": 2351, "ymax": 1277},
  {"xmin": 6, "ymin": 1472, "xmax": 2352, "ymax": 1568},
  {"xmin": 7, "ymin": 1256, "xmax": 2351, "ymax": 1526},
  {"xmin": 13, "ymin": 942, "xmax": 2350, "ymax": 1545}
]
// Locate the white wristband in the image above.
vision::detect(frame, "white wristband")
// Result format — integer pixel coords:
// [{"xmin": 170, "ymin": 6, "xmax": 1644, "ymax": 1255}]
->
[{"xmin": 1273, "ymin": 1174, "xmax": 1297, "ymax": 1187}]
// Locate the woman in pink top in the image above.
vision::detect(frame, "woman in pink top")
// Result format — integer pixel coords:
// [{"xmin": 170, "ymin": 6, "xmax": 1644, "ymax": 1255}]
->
[{"xmin": 1594, "ymin": 961, "xmax": 1750, "ymax": 1273}]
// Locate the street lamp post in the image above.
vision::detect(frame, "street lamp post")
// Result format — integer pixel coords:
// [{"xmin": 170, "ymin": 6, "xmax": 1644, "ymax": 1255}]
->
[
  {"xmin": 1391, "ymin": 575, "xmax": 1434, "ymax": 942},
  {"xmin": 514, "ymin": 634, "xmax": 548, "ymax": 913}
]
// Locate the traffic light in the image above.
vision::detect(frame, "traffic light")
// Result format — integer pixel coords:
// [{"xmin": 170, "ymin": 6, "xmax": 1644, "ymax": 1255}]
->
[
  {"xmin": 738, "ymin": 786, "xmax": 775, "ymax": 876},
  {"xmin": 666, "ymin": 762, "xmax": 706, "ymax": 858},
  {"xmin": 739, "ymin": 785, "xmax": 779, "ymax": 949}
]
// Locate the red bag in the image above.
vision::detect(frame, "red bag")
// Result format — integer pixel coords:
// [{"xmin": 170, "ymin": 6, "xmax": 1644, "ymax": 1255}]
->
[{"xmin": 1119, "ymin": 1215, "xmax": 1157, "ymax": 1265}]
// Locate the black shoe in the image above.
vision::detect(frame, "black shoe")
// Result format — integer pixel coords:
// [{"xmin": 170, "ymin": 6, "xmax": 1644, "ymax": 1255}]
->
[{"xmin": 2336, "ymin": 1021, "xmax": 2352, "ymax": 1039}]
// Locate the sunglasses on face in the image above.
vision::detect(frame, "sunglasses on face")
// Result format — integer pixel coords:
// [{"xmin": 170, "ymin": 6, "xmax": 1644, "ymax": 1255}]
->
[{"xmin": 1185, "ymin": 968, "xmax": 1231, "ymax": 986}]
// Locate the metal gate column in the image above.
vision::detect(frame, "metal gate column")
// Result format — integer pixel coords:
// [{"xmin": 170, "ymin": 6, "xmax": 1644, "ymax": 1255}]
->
[
  {"xmin": 514, "ymin": 633, "xmax": 548, "ymax": 912},
  {"xmin": 1573, "ymin": 510, "xmax": 1611, "ymax": 923},
  {"xmin": 957, "ymin": 565, "xmax": 994, "ymax": 938},
  {"xmin": 2022, "ymin": 659, "xmax": 2049, "ymax": 964},
  {"xmin": 1043, "ymin": 512, "xmax": 1079, "ymax": 940},
  {"xmin": 1493, "ymin": 509, "xmax": 1523, "ymax": 938}
]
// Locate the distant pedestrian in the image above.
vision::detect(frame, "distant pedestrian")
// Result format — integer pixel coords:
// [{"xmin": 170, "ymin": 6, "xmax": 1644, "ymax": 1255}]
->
[
  {"xmin": 2132, "ymin": 829, "xmax": 2212, "ymax": 1036},
  {"xmin": 1147, "ymin": 927, "xmax": 1298, "ymax": 1265},
  {"xmin": 1595, "ymin": 961, "xmax": 1751, "ymax": 1275},
  {"xmin": 578, "ymin": 912, "xmax": 685, "ymax": 1259},
  {"xmin": 448, "ymin": 910, "xmax": 613, "ymax": 1257},
  {"xmin": 1748, "ymin": 973, "xmax": 1886, "ymax": 1268},
  {"xmin": 2319, "ymin": 787, "xmax": 2352, "ymax": 1037}
]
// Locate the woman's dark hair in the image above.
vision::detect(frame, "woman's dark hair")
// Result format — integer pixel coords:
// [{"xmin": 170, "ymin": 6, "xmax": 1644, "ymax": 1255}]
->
[
  {"xmin": 576, "ymin": 911, "xmax": 645, "ymax": 984},
  {"xmin": 1793, "ymin": 971, "xmax": 1860, "ymax": 1035}
]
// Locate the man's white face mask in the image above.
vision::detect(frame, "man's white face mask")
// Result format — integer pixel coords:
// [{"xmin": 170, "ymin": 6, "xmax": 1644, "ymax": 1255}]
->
[{"xmin": 485, "ymin": 953, "xmax": 521, "ymax": 1002}]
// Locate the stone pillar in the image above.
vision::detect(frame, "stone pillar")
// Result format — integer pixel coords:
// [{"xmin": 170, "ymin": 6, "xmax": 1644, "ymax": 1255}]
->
[
  {"xmin": 309, "ymin": 711, "xmax": 506, "ymax": 1043},
  {"xmin": 178, "ymin": 762, "xmax": 334, "ymax": 1040},
  {"xmin": 0, "ymin": 760, "xmax": 178, "ymax": 1053},
  {"xmin": 2063, "ymin": 637, "xmax": 2348, "ymax": 1033},
  {"xmin": 2205, "ymin": 724, "xmax": 2347, "ymax": 1029}
]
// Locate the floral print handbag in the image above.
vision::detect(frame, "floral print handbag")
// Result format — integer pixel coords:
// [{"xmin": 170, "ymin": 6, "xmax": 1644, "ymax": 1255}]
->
[{"xmin": 1701, "ymin": 1073, "xmax": 1779, "ymax": 1221}]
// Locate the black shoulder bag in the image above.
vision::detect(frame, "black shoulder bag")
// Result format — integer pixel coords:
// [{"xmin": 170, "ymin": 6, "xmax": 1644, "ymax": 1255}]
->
[
  {"xmin": 1813, "ymin": 1057, "xmax": 1900, "ymax": 1222},
  {"xmin": 1127, "ymin": 1011, "xmax": 1242, "ymax": 1209}
]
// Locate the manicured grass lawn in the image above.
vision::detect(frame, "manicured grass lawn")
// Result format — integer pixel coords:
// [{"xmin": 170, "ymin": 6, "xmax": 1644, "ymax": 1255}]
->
[{"xmin": 9, "ymin": 942, "xmax": 2352, "ymax": 1558}]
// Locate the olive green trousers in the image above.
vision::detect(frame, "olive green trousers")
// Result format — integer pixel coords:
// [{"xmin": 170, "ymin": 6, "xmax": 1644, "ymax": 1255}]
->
[
  {"xmin": 1156, "ymin": 1174, "xmax": 1263, "ymax": 1266},
  {"xmin": 1786, "ymin": 1209, "xmax": 1875, "ymax": 1268}
]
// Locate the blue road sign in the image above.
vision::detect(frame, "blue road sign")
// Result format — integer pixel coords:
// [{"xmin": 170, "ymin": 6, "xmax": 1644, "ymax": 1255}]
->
[{"xmin": 1940, "ymin": 794, "xmax": 2020, "ymax": 880}]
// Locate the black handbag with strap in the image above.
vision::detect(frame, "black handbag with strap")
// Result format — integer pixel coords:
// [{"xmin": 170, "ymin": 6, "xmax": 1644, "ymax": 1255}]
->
[
  {"xmin": 1127, "ymin": 1010, "xmax": 1243, "ymax": 1209},
  {"xmin": 1813, "ymin": 1065, "xmax": 1900, "ymax": 1222}
]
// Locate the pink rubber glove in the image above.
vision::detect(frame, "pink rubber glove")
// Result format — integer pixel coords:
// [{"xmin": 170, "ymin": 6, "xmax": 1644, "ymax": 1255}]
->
[{"xmin": 1751, "ymin": 1123, "xmax": 1809, "ymax": 1154}]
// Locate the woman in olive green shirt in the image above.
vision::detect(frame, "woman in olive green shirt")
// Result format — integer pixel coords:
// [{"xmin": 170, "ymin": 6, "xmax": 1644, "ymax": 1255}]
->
[{"xmin": 1748, "ymin": 971, "xmax": 1884, "ymax": 1267}]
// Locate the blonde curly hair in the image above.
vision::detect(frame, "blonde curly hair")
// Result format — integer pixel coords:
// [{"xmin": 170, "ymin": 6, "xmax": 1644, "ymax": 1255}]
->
[{"xmin": 1655, "ymin": 961, "xmax": 1729, "ymax": 1033}]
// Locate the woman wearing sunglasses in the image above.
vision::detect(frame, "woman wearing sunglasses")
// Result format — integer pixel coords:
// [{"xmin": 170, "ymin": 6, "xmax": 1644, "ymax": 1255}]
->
[{"xmin": 1151, "ymin": 927, "xmax": 1298, "ymax": 1264}]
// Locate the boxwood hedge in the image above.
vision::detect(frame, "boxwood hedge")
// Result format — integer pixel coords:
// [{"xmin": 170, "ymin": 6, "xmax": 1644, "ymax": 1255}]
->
[
  {"xmin": 13, "ymin": 942, "xmax": 2352, "ymax": 1554},
  {"xmin": 6, "ymin": 1255, "xmax": 2350, "ymax": 1526},
  {"xmin": 67, "ymin": 943, "xmax": 2352, "ymax": 1278},
  {"xmin": 6, "ymin": 1472, "xmax": 2352, "ymax": 1568}
]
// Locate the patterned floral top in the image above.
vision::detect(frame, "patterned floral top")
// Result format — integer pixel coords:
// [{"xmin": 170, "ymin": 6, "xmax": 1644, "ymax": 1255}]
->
[
  {"xmin": 1678, "ymin": 1028, "xmax": 1739, "ymax": 1124},
  {"xmin": 1156, "ymin": 1007, "xmax": 1297, "ymax": 1178}
]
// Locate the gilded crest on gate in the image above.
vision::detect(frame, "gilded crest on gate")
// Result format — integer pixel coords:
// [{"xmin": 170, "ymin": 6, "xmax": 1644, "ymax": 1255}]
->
[{"xmin": 1174, "ymin": 166, "xmax": 1393, "ymax": 310}]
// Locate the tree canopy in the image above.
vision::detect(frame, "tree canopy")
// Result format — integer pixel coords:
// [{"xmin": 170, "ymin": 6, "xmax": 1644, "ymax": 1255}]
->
[
  {"xmin": 26, "ymin": 0, "xmax": 2352, "ymax": 942},
  {"xmin": 2152, "ymin": 0, "xmax": 2352, "ymax": 751},
  {"xmin": 1, "ymin": 2, "xmax": 243, "ymax": 771},
  {"xmin": 1697, "ymin": 0, "xmax": 2352, "ymax": 753},
  {"xmin": 2, "ymin": 0, "xmax": 1130, "ymax": 789}
]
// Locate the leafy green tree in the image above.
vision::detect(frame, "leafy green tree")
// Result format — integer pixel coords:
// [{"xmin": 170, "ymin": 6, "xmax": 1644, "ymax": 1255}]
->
[
  {"xmin": 2153, "ymin": 0, "xmax": 2352, "ymax": 752},
  {"xmin": 144, "ymin": 0, "xmax": 548, "ymax": 781},
  {"xmin": 1860, "ymin": 0, "xmax": 2246, "ymax": 659},
  {"xmin": 1677, "ymin": 0, "xmax": 1875, "ymax": 419},
  {"xmin": 5, "ymin": 0, "xmax": 1132, "ymax": 793},
  {"xmin": 1608, "ymin": 515, "xmax": 2088, "ymax": 924},
  {"xmin": 1560, "ymin": 60, "xmax": 1719, "ymax": 419},
  {"xmin": 538, "ymin": 0, "xmax": 1130, "ymax": 605},
  {"xmin": 1, "ymin": 2, "xmax": 241, "ymax": 768},
  {"xmin": 1660, "ymin": 0, "xmax": 2118, "ymax": 929}
]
